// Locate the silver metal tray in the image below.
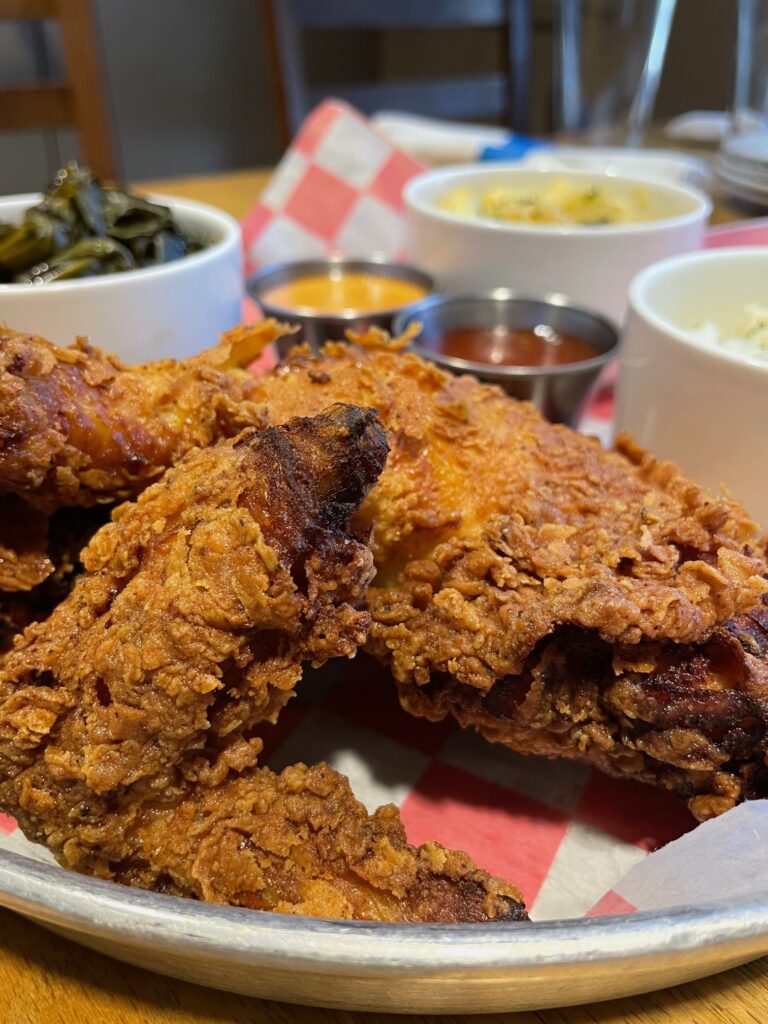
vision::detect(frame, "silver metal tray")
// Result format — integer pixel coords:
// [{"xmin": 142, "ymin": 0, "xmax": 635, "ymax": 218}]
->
[{"xmin": 1, "ymin": 847, "xmax": 766, "ymax": 1013}]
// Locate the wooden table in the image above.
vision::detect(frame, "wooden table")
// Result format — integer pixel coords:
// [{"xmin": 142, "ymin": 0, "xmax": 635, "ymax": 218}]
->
[
  {"xmin": 3, "ymin": 167, "xmax": 766, "ymax": 1024},
  {"xmin": 139, "ymin": 167, "xmax": 761, "ymax": 226}
]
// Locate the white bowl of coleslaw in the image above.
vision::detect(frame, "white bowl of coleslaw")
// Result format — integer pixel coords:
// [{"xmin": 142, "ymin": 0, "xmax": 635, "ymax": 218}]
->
[
  {"xmin": 616, "ymin": 247, "xmax": 768, "ymax": 525},
  {"xmin": 404, "ymin": 166, "xmax": 711, "ymax": 324}
]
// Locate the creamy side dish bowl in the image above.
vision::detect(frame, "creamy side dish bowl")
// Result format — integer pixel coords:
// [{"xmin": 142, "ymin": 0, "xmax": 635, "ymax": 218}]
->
[
  {"xmin": 405, "ymin": 167, "xmax": 711, "ymax": 324},
  {"xmin": 616, "ymin": 247, "xmax": 768, "ymax": 525},
  {"xmin": 690, "ymin": 302, "xmax": 768, "ymax": 363}
]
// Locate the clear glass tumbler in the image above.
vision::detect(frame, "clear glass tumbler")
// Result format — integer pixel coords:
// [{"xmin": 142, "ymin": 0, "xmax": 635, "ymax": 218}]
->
[
  {"xmin": 733, "ymin": 0, "xmax": 768, "ymax": 132},
  {"xmin": 717, "ymin": 0, "xmax": 768, "ymax": 206},
  {"xmin": 554, "ymin": 0, "xmax": 678, "ymax": 146}
]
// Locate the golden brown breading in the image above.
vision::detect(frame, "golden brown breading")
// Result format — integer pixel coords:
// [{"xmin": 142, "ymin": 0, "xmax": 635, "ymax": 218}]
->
[
  {"xmin": 113, "ymin": 762, "xmax": 525, "ymax": 923},
  {"xmin": 7, "ymin": 326, "xmax": 768, "ymax": 822},
  {"xmin": 251, "ymin": 343, "xmax": 767, "ymax": 652},
  {"xmin": 410, "ymin": 600, "xmax": 768, "ymax": 821},
  {"xmin": 0, "ymin": 323, "xmax": 288, "ymax": 628},
  {"xmin": 0, "ymin": 322, "xmax": 287, "ymax": 514},
  {"xmin": 249, "ymin": 342, "xmax": 768, "ymax": 818},
  {"xmin": 0, "ymin": 404, "xmax": 384, "ymax": 852},
  {"xmin": 0, "ymin": 403, "xmax": 526, "ymax": 922}
]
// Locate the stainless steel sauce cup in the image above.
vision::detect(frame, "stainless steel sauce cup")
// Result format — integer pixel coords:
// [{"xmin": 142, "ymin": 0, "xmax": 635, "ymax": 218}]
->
[
  {"xmin": 393, "ymin": 290, "xmax": 620, "ymax": 425},
  {"xmin": 247, "ymin": 256, "xmax": 434, "ymax": 358}
]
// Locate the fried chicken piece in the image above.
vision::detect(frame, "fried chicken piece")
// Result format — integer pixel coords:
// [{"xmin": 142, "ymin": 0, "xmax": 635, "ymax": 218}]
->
[
  {"xmin": 10, "ymin": 323, "xmax": 767, "ymax": 820},
  {"xmin": 0, "ymin": 403, "xmax": 384, "ymax": 849},
  {"xmin": 0, "ymin": 322, "xmax": 288, "ymax": 514},
  {"xmin": 248, "ymin": 341, "xmax": 768, "ymax": 819},
  {"xmin": 0, "ymin": 322, "xmax": 288, "ymax": 624},
  {"xmin": 114, "ymin": 762, "xmax": 525, "ymax": 923},
  {"xmin": 0, "ymin": 404, "xmax": 525, "ymax": 922}
]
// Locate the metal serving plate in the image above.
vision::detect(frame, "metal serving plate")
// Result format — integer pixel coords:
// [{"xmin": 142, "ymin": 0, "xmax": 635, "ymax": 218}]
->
[{"xmin": 1, "ymin": 848, "xmax": 767, "ymax": 1013}]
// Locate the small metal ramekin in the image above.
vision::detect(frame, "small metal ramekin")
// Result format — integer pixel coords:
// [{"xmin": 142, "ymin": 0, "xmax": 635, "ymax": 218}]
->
[
  {"xmin": 393, "ymin": 290, "xmax": 620, "ymax": 425},
  {"xmin": 246, "ymin": 256, "xmax": 434, "ymax": 358}
]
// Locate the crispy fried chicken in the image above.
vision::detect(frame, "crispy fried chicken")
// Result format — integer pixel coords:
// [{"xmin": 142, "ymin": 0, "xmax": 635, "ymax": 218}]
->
[
  {"xmin": 112, "ymin": 761, "xmax": 525, "ymax": 923},
  {"xmin": 0, "ymin": 322, "xmax": 286, "ymax": 514},
  {"xmin": 7, "ymin": 323, "xmax": 768, "ymax": 824},
  {"xmin": 0, "ymin": 323, "xmax": 289, "ymax": 648},
  {"xmin": 0, "ymin": 403, "xmax": 525, "ymax": 922},
  {"xmin": 250, "ymin": 340, "xmax": 768, "ymax": 820},
  {"xmin": 0, "ymin": 497, "xmax": 51, "ymax": 593}
]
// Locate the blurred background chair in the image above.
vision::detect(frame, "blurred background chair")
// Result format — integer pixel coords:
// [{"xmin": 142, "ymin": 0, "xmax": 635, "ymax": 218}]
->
[
  {"xmin": 260, "ymin": 0, "xmax": 533, "ymax": 146},
  {"xmin": 0, "ymin": 0, "xmax": 116, "ymax": 179},
  {"xmin": 0, "ymin": 1, "xmax": 742, "ymax": 193}
]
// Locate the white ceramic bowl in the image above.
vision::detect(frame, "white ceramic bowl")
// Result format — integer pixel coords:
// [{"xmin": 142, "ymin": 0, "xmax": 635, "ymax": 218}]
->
[
  {"xmin": 616, "ymin": 247, "xmax": 768, "ymax": 526},
  {"xmin": 0, "ymin": 193, "xmax": 243, "ymax": 363},
  {"xmin": 404, "ymin": 166, "xmax": 711, "ymax": 325}
]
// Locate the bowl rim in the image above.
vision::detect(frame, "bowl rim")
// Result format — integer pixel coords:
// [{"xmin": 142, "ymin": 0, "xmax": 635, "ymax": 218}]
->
[
  {"xmin": 404, "ymin": 164, "xmax": 713, "ymax": 237},
  {"xmin": 247, "ymin": 255, "xmax": 434, "ymax": 322},
  {"xmin": 394, "ymin": 288, "xmax": 620, "ymax": 379},
  {"xmin": 1, "ymin": 845, "xmax": 768, "ymax": 977},
  {"xmin": 0, "ymin": 192, "xmax": 241, "ymax": 293},
  {"xmin": 628, "ymin": 245, "xmax": 768, "ymax": 376}
]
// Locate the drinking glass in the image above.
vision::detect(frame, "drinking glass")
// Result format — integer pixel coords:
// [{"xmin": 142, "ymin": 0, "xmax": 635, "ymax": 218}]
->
[
  {"xmin": 717, "ymin": 0, "xmax": 768, "ymax": 206},
  {"xmin": 554, "ymin": 0, "xmax": 678, "ymax": 146},
  {"xmin": 733, "ymin": 0, "xmax": 768, "ymax": 132}
]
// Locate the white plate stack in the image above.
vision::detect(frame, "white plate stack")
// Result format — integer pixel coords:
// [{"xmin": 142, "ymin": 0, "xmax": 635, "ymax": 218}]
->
[{"xmin": 717, "ymin": 130, "xmax": 768, "ymax": 206}]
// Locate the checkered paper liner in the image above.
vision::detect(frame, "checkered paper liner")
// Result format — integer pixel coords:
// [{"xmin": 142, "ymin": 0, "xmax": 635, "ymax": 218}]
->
[
  {"xmin": 4, "ymin": 106, "xmax": 768, "ymax": 924},
  {"xmin": 242, "ymin": 100, "xmax": 423, "ymax": 275}
]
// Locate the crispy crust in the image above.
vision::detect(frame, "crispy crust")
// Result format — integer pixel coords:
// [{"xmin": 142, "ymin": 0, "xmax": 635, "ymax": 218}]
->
[
  {"xmin": 0, "ymin": 324, "xmax": 287, "ymax": 513},
  {"xmin": 114, "ymin": 761, "xmax": 525, "ymax": 923},
  {"xmin": 253, "ymin": 344, "xmax": 766, "ymax": 655},
  {"xmin": 0, "ymin": 404, "xmax": 525, "ymax": 922},
  {"xmin": 406, "ymin": 598, "xmax": 768, "ymax": 820},
  {"xmin": 0, "ymin": 497, "xmax": 51, "ymax": 592},
  {"xmin": 251, "ymin": 343, "xmax": 768, "ymax": 818},
  {"xmin": 0, "ymin": 405, "xmax": 383, "ymax": 845}
]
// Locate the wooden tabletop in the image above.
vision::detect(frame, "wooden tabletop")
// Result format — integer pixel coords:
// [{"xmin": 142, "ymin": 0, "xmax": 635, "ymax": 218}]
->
[
  {"xmin": 136, "ymin": 166, "xmax": 756, "ymax": 226},
  {"xmin": 139, "ymin": 168, "xmax": 275, "ymax": 221},
  {"xmin": 137, "ymin": 166, "xmax": 760, "ymax": 226},
  {"xmin": 3, "ymin": 165, "xmax": 766, "ymax": 1024}
]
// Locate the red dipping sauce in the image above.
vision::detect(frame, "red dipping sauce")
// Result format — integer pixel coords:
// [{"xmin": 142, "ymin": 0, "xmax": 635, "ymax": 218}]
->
[{"xmin": 425, "ymin": 324, "xmax": 599, "ymax": 367}]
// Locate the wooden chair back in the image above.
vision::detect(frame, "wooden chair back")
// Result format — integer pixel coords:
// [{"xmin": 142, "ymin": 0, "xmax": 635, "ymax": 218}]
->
[
  {"xmin": 0, "ymin": 0, "xmax": 116, "ymax": 180},
  {"xmin": 261, "ymin": 0, "xmax": 532, "ymax": 146}
]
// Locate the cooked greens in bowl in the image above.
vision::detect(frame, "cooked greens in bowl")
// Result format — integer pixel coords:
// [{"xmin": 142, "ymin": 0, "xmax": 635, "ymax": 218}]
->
[{"xmin": 0, "ymin": 163, "xmax": 206, "ymax": 284}]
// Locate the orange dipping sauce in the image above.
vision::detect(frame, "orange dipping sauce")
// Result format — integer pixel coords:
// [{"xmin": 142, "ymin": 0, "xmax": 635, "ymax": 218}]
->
[
  {"xmin": 261, "ymin": 271, "xmax": 428, "ymax": 315},
  {"xmin": 423, "ymin": 325, "xmax": 599, "ymax": 367}
]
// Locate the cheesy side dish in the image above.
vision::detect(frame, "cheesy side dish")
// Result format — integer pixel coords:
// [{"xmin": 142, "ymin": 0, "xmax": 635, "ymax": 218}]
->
[{"xmin": 437, "ymin": 180, "xmax": 652, "ymax": 226}]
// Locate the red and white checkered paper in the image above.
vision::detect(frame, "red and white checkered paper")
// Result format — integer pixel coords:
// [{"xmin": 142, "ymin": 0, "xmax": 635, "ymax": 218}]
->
[
  {"xmin": 242, "ymin": 100, "xmax": 424, "ymax": 276},
  {"xmin": 5, "ymin": 105, "xmax": 768, "ymax": 923}
]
